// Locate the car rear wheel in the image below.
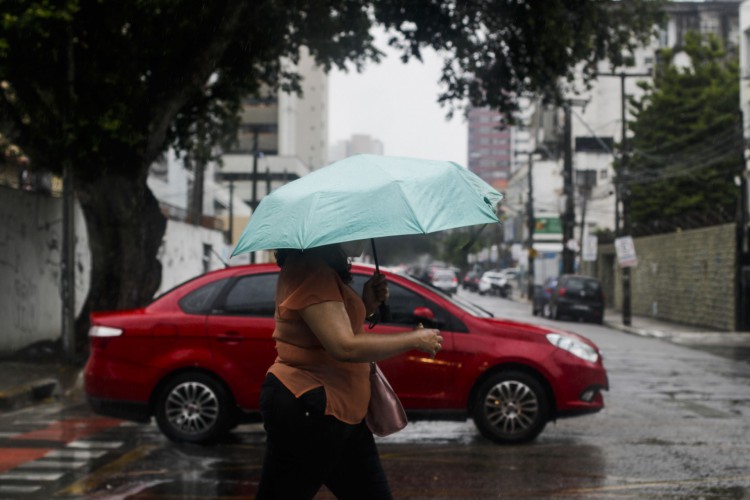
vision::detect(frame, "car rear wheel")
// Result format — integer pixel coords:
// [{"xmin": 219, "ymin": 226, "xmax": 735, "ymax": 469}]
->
[
  {"xmin": 472, "ymin": 371, "xmax": 550, "ymax": 444},
  {"xmin": 155, "ymin": 372, "xmax": 234, "ymax": 444}
]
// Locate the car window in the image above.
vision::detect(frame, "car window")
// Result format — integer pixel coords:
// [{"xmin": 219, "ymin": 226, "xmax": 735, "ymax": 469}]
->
[
  {"xmin": 433, "ymin": 270, "xmax": 455, "ymax": 280},
  {"xmin": 350, "ymin": 274, "xmax": 467, "ymax": 331},
  {"xmin": 565, "ymin": 277, "xmax": 601, "ymax": 293},
  {"xmin": 179, "ymin": 278, "xmax": 230, "ymax": 314},
  {"xmin": 216, "ymin": 273, "xmax": 278, "ymax": 317}
]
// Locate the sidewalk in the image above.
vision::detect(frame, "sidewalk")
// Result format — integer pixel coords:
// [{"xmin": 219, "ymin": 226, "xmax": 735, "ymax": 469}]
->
[
  {"xmin": 603, "ymin": 309, "xmax": 750, "ymax": 363},
  {"xmin": 0, "ymin": 341, "xmax": 84, "ymax": 412}
]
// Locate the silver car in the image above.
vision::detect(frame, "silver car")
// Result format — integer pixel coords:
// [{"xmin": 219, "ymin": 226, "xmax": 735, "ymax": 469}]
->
[{"xmin": 430, "ymin": 268, "xmax": 459, "ymax": 295}]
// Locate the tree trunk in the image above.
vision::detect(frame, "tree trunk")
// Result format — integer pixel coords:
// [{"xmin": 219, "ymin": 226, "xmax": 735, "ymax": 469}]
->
[{"xmin": 74, "ymin": 174, "xmax": 167, "ymax": 356}]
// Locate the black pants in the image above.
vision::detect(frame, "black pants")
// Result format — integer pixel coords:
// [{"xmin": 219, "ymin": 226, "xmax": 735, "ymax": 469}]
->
[{"xmin": 257, "ymin": 374, "xmax": 392, "ymax": 500}]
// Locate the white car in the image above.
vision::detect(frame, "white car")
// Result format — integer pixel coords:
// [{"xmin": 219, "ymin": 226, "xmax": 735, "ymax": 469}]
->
[
  {"xmin": 478, "ymin": 269, "xmax": 517, "ymax": 297},
  {"xmin": 429, "ymin": 268, "xmax": 459, "ymax": 295}
]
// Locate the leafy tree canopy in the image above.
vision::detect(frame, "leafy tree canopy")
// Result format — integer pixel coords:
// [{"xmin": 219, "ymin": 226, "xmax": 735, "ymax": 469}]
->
[
  {"xmin": 625, "ymin": 31, "xmax": 741, "ymax": 235},
  {"xmin": 0, "ymin": 0, "xmax": 664, "ymax": 352}
]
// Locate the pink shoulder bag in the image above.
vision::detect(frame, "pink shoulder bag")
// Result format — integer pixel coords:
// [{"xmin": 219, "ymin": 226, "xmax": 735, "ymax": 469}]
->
[{"xmin": 365, "ymin": 362, "xmax": 408, "ymax": 437}]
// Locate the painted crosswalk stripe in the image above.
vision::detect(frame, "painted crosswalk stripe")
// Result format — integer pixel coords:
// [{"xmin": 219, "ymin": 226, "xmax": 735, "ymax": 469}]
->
[
  {"xmin": 0, "ymin": 432, "xmax": 18, "ymax": 438},
  {"xmin": 0, "ymin": 471, "xmax": 65, "ymax": 481},
  {"xmin": 67, "ymin": 440, "xmax": 123, "ymax": 449},
  {"xmin": 16, "ymin": 460, "xmax": 87, "ymax": 470},
  {"xmin": 45, "ymin": 449, "xmax": 108, "ymax": 459},
  {"xmin": 0, "ymin": 485, "xmax": 41, "ymax": 494}
]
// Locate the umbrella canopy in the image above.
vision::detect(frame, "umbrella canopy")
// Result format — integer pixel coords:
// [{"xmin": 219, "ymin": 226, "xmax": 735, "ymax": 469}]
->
[{"xmin": 232, "ymin": 154, "xmax": 503, "ymax": 256}]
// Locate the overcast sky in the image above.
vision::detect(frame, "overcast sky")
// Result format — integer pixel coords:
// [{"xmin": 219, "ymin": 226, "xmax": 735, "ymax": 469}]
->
[{"xmin": 328, "ymin": 30, "xmax": 468, "ymax": 165}]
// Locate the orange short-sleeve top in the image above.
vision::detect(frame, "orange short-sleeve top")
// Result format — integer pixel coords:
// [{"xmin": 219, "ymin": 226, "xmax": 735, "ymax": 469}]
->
[{"xmin": 266, "ymin": 251, "xmax": 370, "ymax": 424}]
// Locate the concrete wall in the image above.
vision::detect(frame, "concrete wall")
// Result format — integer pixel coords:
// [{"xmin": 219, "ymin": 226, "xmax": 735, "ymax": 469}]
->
[
  {"xmin": 589, "ymin": 224, "xmax": 736, "ymax": 331},
  {"xmin": 0, "ymin": 186, "xmax": 90, "ymax": 352},
  {"xmin": 0, "ymin": 186, "xmax": 229, "ymax": 354}
]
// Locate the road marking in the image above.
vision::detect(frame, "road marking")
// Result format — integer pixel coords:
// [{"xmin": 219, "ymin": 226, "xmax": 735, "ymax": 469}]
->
[
  {"xmin": 16, "ymin": 460, "xmax": 87, "ymax": 470},
  {"xmin": 0, "ymin": 471, "xmax": 65, "ymax": 481},
  {"xmin": 67, "ymin": 440, "xmax": 124, "ymax": 449},
  {"xmin": 56, "ymin": 445, "xmax": 156, "ymax": 496},
  {"xmin": 0, "ymin": 485, "xmax": 41, "ymax": 494},
  {"xmin": 45, "ymin": 449, "xmax": 108, "ymax": 459}
]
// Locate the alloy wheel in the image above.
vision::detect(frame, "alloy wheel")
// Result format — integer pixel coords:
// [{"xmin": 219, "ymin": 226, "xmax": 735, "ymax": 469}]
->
[
  {"xmin": 482, "ymin": 380, "xmax": 540, "ymax": 435},
  {"xmin": 164, "ymin": 381, "xmax": 220, "ymax": 435}
]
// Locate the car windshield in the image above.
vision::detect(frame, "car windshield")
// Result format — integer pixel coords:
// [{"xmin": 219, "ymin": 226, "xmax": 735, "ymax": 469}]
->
[
  {"xmin": 433, "ymin": 270, "xmax": 455, "ymax": 280},
  {"xmin": 566, "ymin": 278, "xmax": 601, "ymax": 293},
  {"xmin": 397, "ymin": 272, "xmax": 493, "ymax": 318}
]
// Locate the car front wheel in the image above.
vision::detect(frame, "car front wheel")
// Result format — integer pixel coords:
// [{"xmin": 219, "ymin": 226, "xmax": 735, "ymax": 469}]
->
[
  {"xmin": 472, "ymin": 371, "xmax": 550, "ymax": 444},
  {"xmin": 155, "ymin": 372, "xmax": 234, "ymax": 444}
]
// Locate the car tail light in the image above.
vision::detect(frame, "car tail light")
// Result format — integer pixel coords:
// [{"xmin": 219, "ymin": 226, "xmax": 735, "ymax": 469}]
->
[
  {"xmin": 89, "ymin": 325, "xmax": 123, "ymax": 337},
  {"xmin": 452, "ymin": 277, "xmax": 458, "ymax": 284},
  {"xmin": 558, "ymin": 287, "xmax": 567, "ymax": 297},
  {"xmin": 89, "ymin": 325, "xmax": 123, "ymax": 349}
]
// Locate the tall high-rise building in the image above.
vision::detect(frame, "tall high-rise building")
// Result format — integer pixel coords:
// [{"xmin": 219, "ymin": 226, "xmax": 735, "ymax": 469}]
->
[
  {"xmin": 216, "ymin": 47, "xmax": 328, "ymax": 245},
  {"xmin": 466, "ymin": 107, "xmax": 512, "ymax": 191},
  {"xmin": 329, "ymin": 134, "xmax": 384, "ymax": 162}
]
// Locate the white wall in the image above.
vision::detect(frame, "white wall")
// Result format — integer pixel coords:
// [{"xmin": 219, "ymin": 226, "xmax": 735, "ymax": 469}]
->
[
  {"xmin": 0, "ymin": 186, "xmax": 90, "ymax": 353},
  {"xmin": 155, "ymin": 219, "xmax": 230, "ymax": 296},
  {"xmin": 0, "ymin": 185, "xmax": 228, "ymax": 354}
]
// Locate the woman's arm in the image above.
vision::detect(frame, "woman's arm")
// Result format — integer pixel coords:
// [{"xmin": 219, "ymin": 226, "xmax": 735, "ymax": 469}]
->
[{"xmin": 300, "ymin": 301, "xmax": 442, "ymax": 363}]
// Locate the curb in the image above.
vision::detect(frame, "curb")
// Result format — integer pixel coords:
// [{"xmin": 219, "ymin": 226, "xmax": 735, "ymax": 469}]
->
[{"xmin": 0, "ymin": 378, "xmax": 61, "ymax": 412}]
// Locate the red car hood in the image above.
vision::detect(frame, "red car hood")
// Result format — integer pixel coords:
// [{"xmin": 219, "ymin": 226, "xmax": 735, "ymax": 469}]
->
[{"xmin": 469, "ymin": 315, "xmax": 600, "ymax": 349}]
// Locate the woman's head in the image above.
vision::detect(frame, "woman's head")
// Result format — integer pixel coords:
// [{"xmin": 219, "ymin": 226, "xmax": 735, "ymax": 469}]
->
[{"xmin": 275, "ymin": 244, "xmax": 352, "ymax": 283}]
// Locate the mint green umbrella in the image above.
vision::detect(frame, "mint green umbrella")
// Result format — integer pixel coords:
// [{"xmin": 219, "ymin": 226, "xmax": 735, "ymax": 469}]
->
[{"xmin": 231, "ymin": 154, "xmax": 503, "ymax": 257}]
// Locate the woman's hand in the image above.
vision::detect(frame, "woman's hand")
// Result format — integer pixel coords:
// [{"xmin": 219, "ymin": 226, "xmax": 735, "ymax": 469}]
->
[
  {"xmin": 362, "ymin": 273, "xmax": 389, "ymax": 315},
  {"xmin": 413, "ymin": 323, "xmax": 443, "ymax": 358}
]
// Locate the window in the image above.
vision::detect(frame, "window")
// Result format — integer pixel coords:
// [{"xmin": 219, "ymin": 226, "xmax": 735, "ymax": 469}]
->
[
  {"xmin": 217, "ymin": 273, "xmax": 279, "ymax": 317},
  {"xmin": 179, "ymin": 279, "xmax": 230, "ymax": 314},
  {"xmin": 350, "ymin": 275, "xmax": 461, "ymax": 330}
]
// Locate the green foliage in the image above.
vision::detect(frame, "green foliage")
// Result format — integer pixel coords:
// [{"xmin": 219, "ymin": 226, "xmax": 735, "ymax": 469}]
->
[
  {"xmin": 625, "ymin": 31, "xmax": 741, "ymax": 235},
  {"xmin": 0, "ymin": 0, "xmax": 665, "ymax": 181},
  {"xmin": 0, "ymin": 0, "xmax": 665, "ymax": 320},
  {"xmin": 375, "ymin": 0, "xmax": 664, "ymax": 120}
]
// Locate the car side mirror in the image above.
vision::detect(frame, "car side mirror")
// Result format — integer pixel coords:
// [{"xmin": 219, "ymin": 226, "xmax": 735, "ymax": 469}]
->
[{"xmin": 413, "ymin": 307, "xmax": 435, "ymax": 321}]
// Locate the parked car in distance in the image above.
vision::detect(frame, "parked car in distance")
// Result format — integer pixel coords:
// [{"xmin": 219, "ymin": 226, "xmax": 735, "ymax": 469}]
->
[
  {"xmin": 429, "ymin": 268, "xmax": 459, "ymax": 295},
  {"xmin": 85, "ymin": 264, "xmax": 608, "ymax": 446},
  {"xmin": 478, "ymin": 268, "xmax": 517, "ymax": 297},
  {"xmin": 462, "ymin": 270, "xmax": 482, "ymax": 291},
  {"xmin": 549, "ymin": 274, "xmax": 605, "ymax": 324},
  {"xmin": 478, "ymin": 270, "xmax": 502, "ymax": 296},
  {"xmin": 532, "ymin": 277, "xmax": 558, "ymax": 317}
]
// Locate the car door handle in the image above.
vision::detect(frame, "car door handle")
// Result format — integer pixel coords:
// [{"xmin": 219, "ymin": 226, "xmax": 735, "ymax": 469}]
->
[{"xmin": 216, "ymin": 331, "xmax": 245, "ymax": 342}]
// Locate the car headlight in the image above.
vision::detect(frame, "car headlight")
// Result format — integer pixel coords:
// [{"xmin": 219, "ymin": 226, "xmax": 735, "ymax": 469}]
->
[{"xmin": 546, "ymin": 333, "xmax": 599, "ymax": 363}]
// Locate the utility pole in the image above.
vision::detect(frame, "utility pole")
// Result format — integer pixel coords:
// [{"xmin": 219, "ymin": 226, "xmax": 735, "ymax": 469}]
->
[
  {"xmin": 737, "ymin": 111, "xmax": 749, "ymax": 331},
  {"xmin": 226, "ymin": 179, "xmax": 234, "ymax": 245},
  {"xmin": 562, "ymin": 102, "xmax": 576, "ymax": 274},
  {"xmin": 61, "ymin": 26, "xmax": 76, "ymax": 363},
  {"xmin": 598, "ymin": 71, "xmax": 650, "ymax": 327},
  {"xmin": 619, "ymin": 74, "xmax": 633, "ymax": 326},
  {"xmin": 526, "ymin": 154, "xmax": 535, "ymax": 300},
  {"xmin": 250, "ymin": 127, "xmax": 259, "ymax": 264}
]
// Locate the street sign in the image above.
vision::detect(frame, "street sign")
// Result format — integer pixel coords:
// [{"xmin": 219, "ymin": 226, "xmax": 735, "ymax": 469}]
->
[
  {"xmin": 615, "ymin": 236, "xmax": 638, "ymax": 268},
  {"xmin": 582, "ymin": 234, "xmax": 598, "ymax": 262}
]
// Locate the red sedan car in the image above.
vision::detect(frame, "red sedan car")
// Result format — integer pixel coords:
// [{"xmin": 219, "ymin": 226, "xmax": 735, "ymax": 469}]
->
[{"xmin": 85, "ymin": 263, "xmax": 608, "ymax": 445}]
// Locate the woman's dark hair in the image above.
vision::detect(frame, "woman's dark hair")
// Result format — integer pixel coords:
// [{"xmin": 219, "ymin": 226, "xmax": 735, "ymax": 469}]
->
[{"xmin": 275, "ymin": 245, "xmax": 352, "ymax": 284}]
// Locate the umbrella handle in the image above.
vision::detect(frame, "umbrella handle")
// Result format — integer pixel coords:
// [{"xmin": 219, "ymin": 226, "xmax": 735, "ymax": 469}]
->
[{"xmin": 370, "ymin": 239, "xmax": 392, "ymax": 324}]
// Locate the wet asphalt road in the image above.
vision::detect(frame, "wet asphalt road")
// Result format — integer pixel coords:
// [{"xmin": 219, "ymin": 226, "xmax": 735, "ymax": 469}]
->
[{"xmin": 1, "ymin": 290, "xmax": 749, "ymax": 499}]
